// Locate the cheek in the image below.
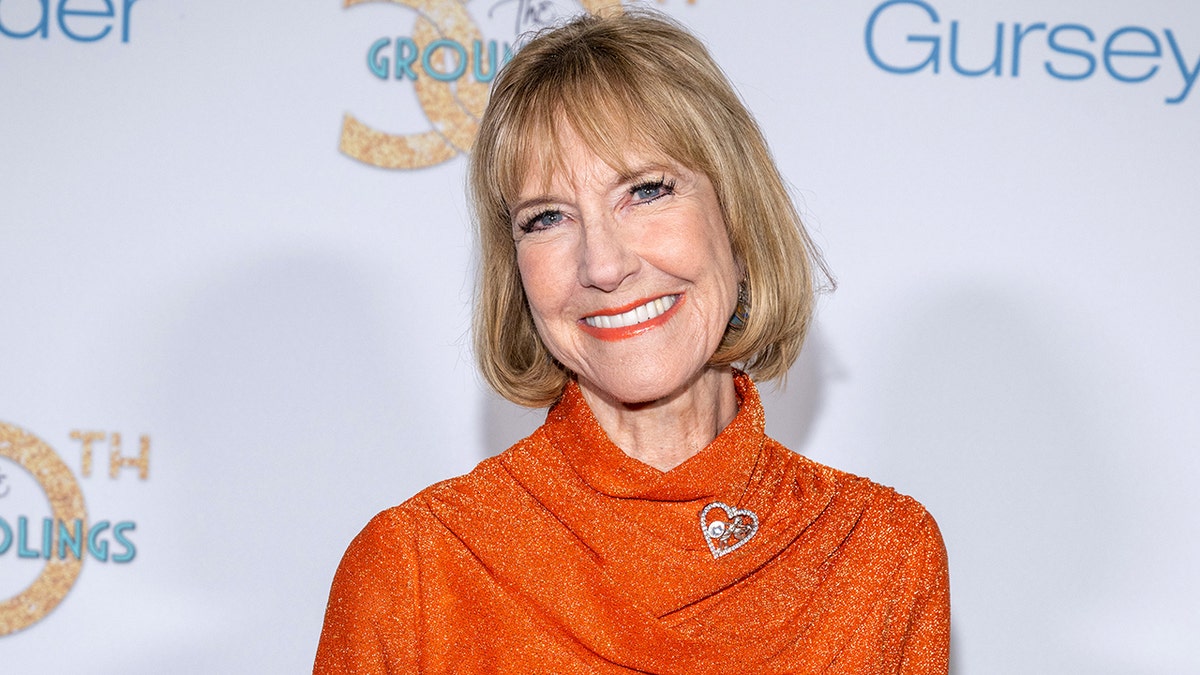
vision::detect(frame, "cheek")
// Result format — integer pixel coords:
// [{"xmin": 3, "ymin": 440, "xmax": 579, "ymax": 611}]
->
[
  {"xmin": 654, "ymin": 206, "xmax": 733, "ymax": 270},
  {"xmin": 699, "ymin": 233, "xmax": 741, "ymax": 322},
  {"xmin": 517, "ymin": 245, "xmax": 569, "ymax": 322},
  {"xmin": 681, "ymin": 218, "xmax": 739, "ymax": 293}
]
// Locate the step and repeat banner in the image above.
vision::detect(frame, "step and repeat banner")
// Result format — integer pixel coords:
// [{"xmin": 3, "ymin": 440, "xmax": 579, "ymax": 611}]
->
[{"xmin": 3, "ymin": 0, "xmax": 1198, "ymax": 672}]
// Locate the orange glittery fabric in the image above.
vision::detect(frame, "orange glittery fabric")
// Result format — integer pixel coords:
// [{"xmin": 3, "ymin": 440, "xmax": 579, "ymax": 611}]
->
[{"xmin": 315, "ymin": 373, "xmax": 950, "ymax": 674}]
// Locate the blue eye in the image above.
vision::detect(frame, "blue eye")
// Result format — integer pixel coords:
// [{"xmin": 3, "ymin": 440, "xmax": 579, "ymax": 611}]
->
[
  {"xmin": 631, "ymin": 178, "xmax": 675, "ymax": 202},
  {"xmin": 520, "ymin": 209, "xmax": 564, "ymax": 233}
]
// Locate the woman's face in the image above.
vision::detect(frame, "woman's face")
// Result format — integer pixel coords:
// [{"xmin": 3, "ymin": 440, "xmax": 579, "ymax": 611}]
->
[{"xmin": 511, "ymin": 128, "xmax": 740, "ymax": 405}]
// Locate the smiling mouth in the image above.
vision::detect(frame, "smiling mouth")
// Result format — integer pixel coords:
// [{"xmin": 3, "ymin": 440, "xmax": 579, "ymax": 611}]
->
[{"xmin": 584, "ymin": 295, "xmax": 678, "ymax": 329}]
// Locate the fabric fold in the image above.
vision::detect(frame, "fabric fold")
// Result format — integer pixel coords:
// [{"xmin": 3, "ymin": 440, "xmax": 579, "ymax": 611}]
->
[{"xmin": 315, "ymin": 372, "xmax": 950, "ymax": 674}]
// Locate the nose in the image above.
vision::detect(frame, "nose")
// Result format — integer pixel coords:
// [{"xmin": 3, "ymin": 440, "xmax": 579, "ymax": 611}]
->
[{"xmin": 577, "ymin": 216, "xmax": 638, "ymax": 292}]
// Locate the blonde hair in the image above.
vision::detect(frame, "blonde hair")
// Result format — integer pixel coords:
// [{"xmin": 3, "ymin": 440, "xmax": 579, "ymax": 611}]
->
[{"xmin": 470, "ymin": 10, "xmax": 829, "ymax": 407}]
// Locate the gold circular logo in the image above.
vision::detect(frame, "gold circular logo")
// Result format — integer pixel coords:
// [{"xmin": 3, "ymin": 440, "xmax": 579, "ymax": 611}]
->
[
  {"xmin": 340, "ymin": 0, "xmax": 622, "ymax": 169},
  {"xmin": 0, "ymin": 423, "xmax": 87, "ymax": 636}
]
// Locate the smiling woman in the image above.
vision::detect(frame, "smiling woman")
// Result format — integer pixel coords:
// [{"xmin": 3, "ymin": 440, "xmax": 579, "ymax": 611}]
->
[
  {"xmin": 510, "ymin": 132, "xmax": 741, "ymax": 457},
  {"xmin": 316, "ymin": 10, "xmax": 950, "ymax": 674}
]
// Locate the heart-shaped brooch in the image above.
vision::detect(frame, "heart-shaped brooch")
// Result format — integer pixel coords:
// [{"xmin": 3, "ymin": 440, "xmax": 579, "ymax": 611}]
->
[{"xmin": 700, "ymin": 501, "xmax": 759, "ymax": 559}]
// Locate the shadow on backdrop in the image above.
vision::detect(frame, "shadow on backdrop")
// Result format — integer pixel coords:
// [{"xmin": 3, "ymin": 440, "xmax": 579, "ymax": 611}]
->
[
  {"xmin": 139, "ymin": 252, "xmax": 414, "ymax": 672},
  {"xmin": 866, "ymin": 285, "xmax": 1139, "ymax": 672}
]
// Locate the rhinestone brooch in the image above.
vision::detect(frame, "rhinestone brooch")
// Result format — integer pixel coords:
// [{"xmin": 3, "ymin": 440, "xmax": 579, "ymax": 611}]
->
[{"xmin": 700, "ymin": 501, "xmax": 759, "ymax": 559}]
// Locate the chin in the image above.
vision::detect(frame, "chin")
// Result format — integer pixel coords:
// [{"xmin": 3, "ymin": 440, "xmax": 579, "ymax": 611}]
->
[{"xmin": 583, "ymin": 366, "xmax": 703, "ymax": 407}]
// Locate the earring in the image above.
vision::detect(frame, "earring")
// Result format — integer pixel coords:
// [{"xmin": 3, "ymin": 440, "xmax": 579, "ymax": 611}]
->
[{"xmin": 729, "ymin": 283, "xmax": 750, "ymax": 329}]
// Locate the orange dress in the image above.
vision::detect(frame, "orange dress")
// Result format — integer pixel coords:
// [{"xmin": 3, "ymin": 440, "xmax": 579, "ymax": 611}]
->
[{"xmin": 315, "ymin": 373, "xmax": 949, "ymax": 673}]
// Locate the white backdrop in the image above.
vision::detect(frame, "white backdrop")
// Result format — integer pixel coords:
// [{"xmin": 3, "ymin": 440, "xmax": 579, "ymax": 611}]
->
[{"xmin": 2, "ymin": 0, "xmax": 1198, "ymax": 672}]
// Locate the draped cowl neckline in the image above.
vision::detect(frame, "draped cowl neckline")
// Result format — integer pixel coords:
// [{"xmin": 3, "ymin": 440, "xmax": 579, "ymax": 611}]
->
[
  {"xmin": 315, "ymin": 370, "xmax": 950, "ymax": 674},
  {"xmin": 482, "ymin": 371, "xmax": 840, "ymax": 622},
  {"xmin": 545, "ymin": 370, "xmax": 767, "ymax": 502}
]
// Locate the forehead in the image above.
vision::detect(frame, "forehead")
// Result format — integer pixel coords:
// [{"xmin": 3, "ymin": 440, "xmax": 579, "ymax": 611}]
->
[{"xmin": 513, "ymin": 123, "xmax": 679, "ymax": 198}]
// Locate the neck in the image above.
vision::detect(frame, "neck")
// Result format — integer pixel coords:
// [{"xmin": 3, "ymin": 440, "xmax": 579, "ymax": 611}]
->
[{"xmin": 577, "ymin": 367, "xmax": 739, "ymax": 472}]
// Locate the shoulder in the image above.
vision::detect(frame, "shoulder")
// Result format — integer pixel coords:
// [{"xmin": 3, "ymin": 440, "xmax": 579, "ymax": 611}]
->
[
  {"xmin": 321, "ymin": 450, "xmax": 521, "ymax": 607},
  {"xmin": 770, "ymin": 445, "xmax": 951, "ymax": 667},
  {"xmin": 779, "ymin": 438, "xmax": 935, "ymax": 512},
  {"xmin": 402, "ymin": 427, "xmax": 572, "ymax": 525},
  {"xmin": 769, "ymin": 438, "xmax": 946, "ymax": 562},
  {"xmin": 407, "ymin": 441, "xmax": 535, "ymax": 514},
  {"xmin": 315, "ymin": 506, "xmax": 425, "ymax": 672},
  {"xmin": 329, "ymin": 441, "xmax": 546, "ymax": 565},
  {"xmin": 322, "ymin": 506, "xmax": 422, "ymax": 619},
  {"xmin": 315, "ymin": 444, "xmax": 535, "ymax": 672}
]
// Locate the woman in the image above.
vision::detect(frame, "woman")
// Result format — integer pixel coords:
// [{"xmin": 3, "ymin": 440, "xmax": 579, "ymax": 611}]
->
[{"xmin": 316, "ymin": 11, "xmax": 948, "ymax": 674}]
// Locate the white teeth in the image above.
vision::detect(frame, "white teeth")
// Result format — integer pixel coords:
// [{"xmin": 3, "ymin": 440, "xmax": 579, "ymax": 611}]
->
[{"xmin": 585, "ymin": 295, "xmax": 677, "ymax": 329}]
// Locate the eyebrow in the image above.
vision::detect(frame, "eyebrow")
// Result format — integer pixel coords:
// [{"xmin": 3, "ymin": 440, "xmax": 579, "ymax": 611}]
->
[
  {"xmin": 508, "ymin": 162, "xmax": 678, "ymax": 218},
  {"xmin": 508, "ymin": 196, "xmax": 560, "ymax": 219},
  {"xmin": 616, "ymin": 162, "xmax": 674, "ymax": 184}
]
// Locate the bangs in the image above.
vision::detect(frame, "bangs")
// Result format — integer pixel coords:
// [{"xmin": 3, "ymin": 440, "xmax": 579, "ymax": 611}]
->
[{"xmin": 486, "ymin": 45, "xmax": 718, "ymax": 217}]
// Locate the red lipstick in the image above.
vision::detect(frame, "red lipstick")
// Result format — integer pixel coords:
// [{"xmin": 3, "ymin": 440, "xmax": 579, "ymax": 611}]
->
[{"xmin": 578, "ymin": 294, "xmax": 684, "ymax": 342}]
